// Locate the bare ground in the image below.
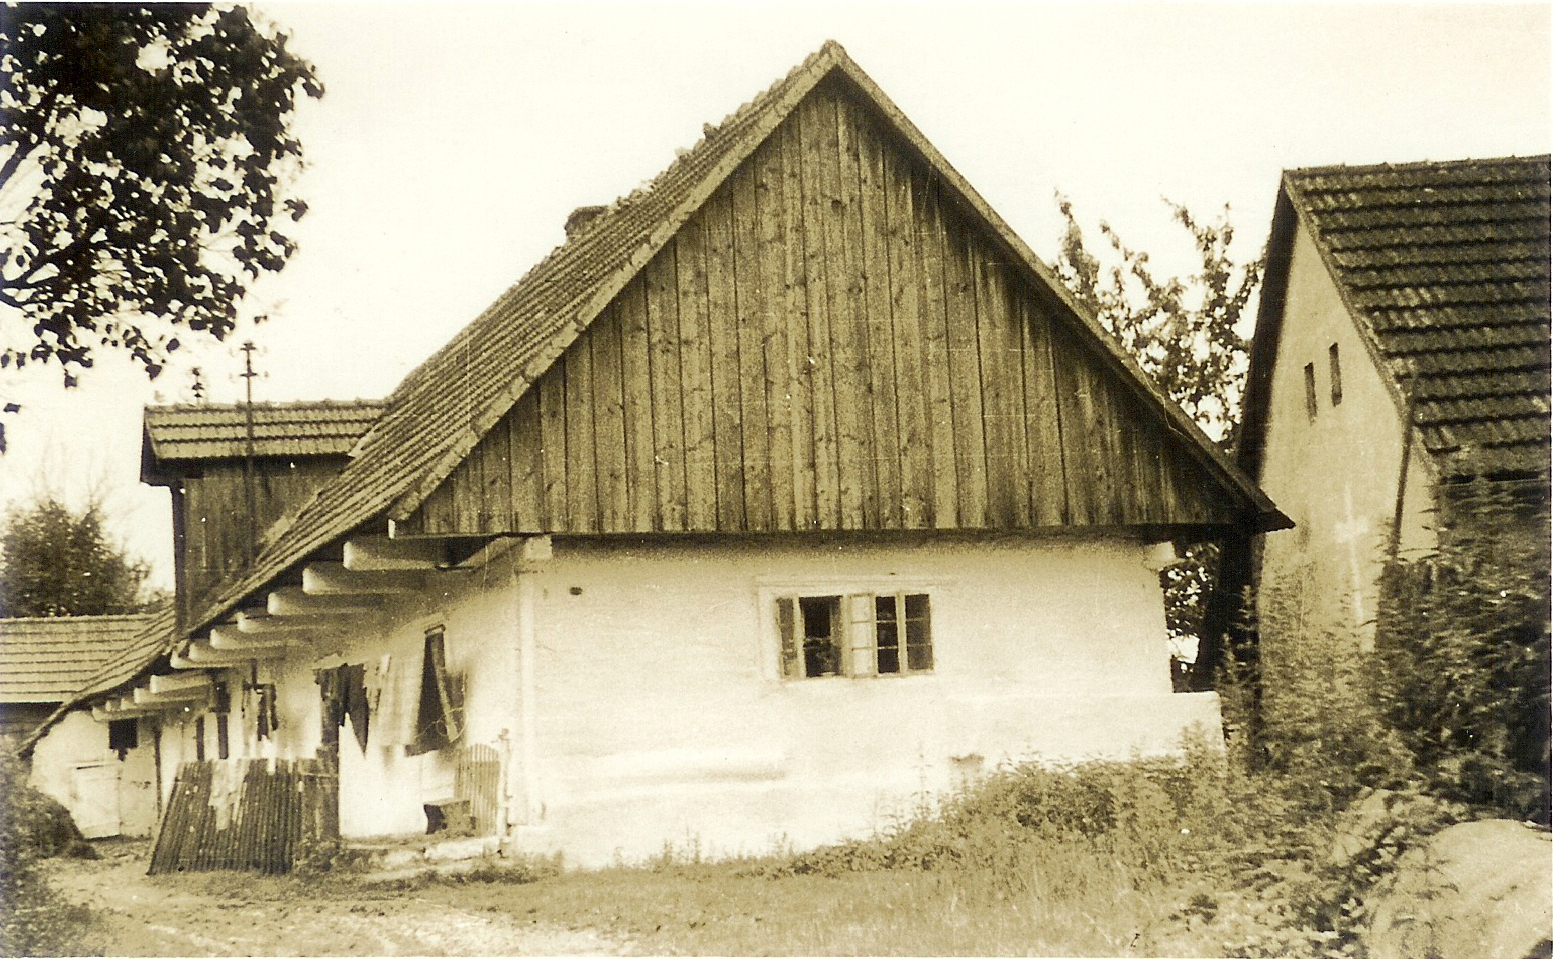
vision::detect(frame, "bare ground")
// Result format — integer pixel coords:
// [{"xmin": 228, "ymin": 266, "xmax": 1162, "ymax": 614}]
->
[{"xmin": 45, "ymin": 841, "xmax": 634, "ymax": 957}]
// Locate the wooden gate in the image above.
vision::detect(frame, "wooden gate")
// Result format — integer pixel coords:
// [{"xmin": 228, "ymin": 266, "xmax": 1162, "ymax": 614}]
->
[
  {"xmin": 148, "ymin": 758, "xmax": 337, "ymax": 875},
  {"xmin": 455, "ymin": 744, "xmax": 502, "ymax": 836}
]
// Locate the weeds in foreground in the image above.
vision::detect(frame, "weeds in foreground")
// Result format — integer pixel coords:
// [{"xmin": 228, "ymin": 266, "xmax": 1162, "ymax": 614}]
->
[{"xmin": 0, "ymin": 753, "xmax": 100, "ymax": 957}]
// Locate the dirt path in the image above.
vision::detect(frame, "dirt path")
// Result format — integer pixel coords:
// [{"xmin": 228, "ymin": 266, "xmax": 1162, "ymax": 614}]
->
[{"xmin": 46, "ymin": 843, "xmax": 634, "ymax": 957}]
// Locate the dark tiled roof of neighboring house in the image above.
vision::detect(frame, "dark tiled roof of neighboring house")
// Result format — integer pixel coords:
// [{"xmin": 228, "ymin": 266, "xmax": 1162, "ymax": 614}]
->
[
  {"xmin": 181, "ymin": 40, "xmax": 1279, "ymax": 636},
  {"xmin": 143, "ymin": 400, "xmax": 385, "ymax": 462},
  {"xmin": 1280, "ymin": 156, "xmax": 1551, "ymax": 479},
  {"xmin": 15, "ymin": 605, "xmax": 179, "ymax": 756},
  {"xmin": 0, "ymin": 613, "xmax": 158, "ymax": 704}
]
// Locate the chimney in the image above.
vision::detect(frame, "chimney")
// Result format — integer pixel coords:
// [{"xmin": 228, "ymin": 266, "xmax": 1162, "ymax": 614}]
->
[{"xmin": 564, "ymin": 205, "xmax": 607, "ymax": 239}]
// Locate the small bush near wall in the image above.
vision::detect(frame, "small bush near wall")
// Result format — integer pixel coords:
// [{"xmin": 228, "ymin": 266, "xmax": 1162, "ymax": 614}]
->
[
  {"xmin": 1373, "ymin": 478, "xmax": 1551, "ymax": 820},
  {"xmin": 0, "ymin": 753, "xmax": 97, "ymax": 956}
]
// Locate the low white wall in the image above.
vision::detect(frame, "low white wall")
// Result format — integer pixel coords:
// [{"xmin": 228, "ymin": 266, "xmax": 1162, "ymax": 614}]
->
[
  {"xmin": 30, "ymin": 710, "xmax": 159, "ymax": 838},
  {"xmin": 522, "ymin": 533, "xmax": 1219, "ymax": 865},
  {"xmin": 200, "ymin": 531, "xmax": 1220, "ymax": 865}
]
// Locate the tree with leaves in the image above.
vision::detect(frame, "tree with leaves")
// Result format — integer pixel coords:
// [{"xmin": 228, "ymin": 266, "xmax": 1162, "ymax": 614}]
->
[
  {"xmin": 0, "ymin": 3, "xmax": 322, "ymax": 400},
  {"xmin": 0, "ymin": 496, "xmax": 156, "ymax": 617},
  {"xmin": 1051, "ymin": 198, "xmax": 1263, "ymax": 690}
]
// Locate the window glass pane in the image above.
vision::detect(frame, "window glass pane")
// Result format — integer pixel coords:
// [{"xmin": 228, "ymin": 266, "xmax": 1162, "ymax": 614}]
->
[
  {"xmin": 875, "ymin": 594, "xmax": 900, "ymax": 674},
  {"xmin": 905, "ymin": 594, "xmax": 932, "ymax": 671},
  {"xmin": 800, "ymin": 596, "xmax": 841, "ymax": 677}
]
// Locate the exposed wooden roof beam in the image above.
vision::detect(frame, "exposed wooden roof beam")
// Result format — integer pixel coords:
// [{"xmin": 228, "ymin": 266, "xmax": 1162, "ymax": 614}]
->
[
  {"xmin": 343, "ymin": 535, "xmax": 449, "ymax": 571},
  {"xmin": 170, "ymin": 639, "xmax": 289, "ymax": 669},
  {"xmin": 267, "ymin": 587, "xmax": 382, "ymax": 618},
  {"xmin": 302, "ymin": 562, "xmax": 425, "ymax": 596},
  {"xmin": 208, "ymin": 626, "xmax": 310, "ymax": 650},
  {"xmin": 149, "ymin": 672, "xmax": 212, "ymax": 695}
]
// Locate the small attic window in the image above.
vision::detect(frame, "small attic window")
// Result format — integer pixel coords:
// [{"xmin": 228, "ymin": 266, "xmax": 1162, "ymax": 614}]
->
[
  {"xmin": 1304, "ymin": 363, "xmax": 1318, "ymax": 421},
  {"xmin": 108, "ymin": 719, "xmax": 137, "ymax": 757},
  {"xmin": 1329, "ymin": 344, "xmax": 1343, "ymax": 406}
]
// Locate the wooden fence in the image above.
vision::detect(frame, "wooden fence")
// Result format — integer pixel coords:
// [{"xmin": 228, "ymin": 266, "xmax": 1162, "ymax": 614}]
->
[{"xmin": 148, "ymin": 758, "xmax": 337, "ymax": 875}]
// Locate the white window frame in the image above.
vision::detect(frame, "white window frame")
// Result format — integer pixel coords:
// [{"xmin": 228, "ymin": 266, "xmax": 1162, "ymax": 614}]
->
[{"xmin": 755, "ymin": 576, "xmax": 948, "ymax": 682}]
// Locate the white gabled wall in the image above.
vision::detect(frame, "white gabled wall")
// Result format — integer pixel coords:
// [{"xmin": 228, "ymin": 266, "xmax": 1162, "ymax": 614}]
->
[
  {"xmin": 1256, "ymin": 222, "xmax": 1438, "ymax": 651},
  {"xmin": 30, "ymin": 710, "xmax": 159, "ymax": 838},
  {"xmin": 165, "ymin": 532, "xmax": 1219, "ymax": 866}
]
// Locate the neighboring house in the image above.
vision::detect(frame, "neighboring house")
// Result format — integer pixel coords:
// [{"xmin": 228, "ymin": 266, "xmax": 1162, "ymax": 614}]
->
[
  {"xmin": 52, "ymin": 42, "xmax": 1285, "ymax": 868},
  {"xmin": 2, "ymin": 614, "xmax": 160, "ymax": 838},
  {"xmin": 1237, "ymin": 155, "xmax": 1551, "ymax": 654}
]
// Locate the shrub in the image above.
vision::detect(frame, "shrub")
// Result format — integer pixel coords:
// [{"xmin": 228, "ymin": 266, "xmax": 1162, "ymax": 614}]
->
[
  {"xmin": 0, "ymin": 751, "xmax": 97, "ymax": 956},
  {"xmin": 1373, "ymin": 477, "xmax": 1551, "ymax": 819}
]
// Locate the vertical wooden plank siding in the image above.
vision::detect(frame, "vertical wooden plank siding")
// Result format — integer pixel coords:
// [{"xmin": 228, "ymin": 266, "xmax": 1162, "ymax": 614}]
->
[
  {"xmin": 915, "ymin": 181, "xmax": 959, "ymax": 528},
  {"xmin": 618, "ymin": 277, "xmax": 658, "ymax": 533},
  {"xmin": 797, "ymin": 95, "xmax": 841, "ymax": 529},
  {"xmin": 1052, "ymin": 322, "xmax": 1103, "ymax": 525},
  {"xmin": 832, "ymin": 97, "xmax": 876, "ymax": 527},
  {"xmin": 702, "ymin": 188, "xmax": 747, "ymax": 530},
  {"xmin": 590, "ymin": 303, "xmax": 629, "ymax": 530},
  {"xmin": 973, "ymin": 244, "xmax": 1016, "ymax": 528},
  {"xmin": 820, "ymin": 94, "xmax": 868, "ymax": 528},
  {"xmin": 730, "ymin": 166, "xmax": 772, "ymax": 531},
  {"xmin": 564, "ymin": 330, "xmax": 599, "ymax": 532},
  {"xmin": 482, "ymin": 417, "xmax": 514, "ymax": 531},
  {"xmin": 674, "ymin": 216, "xmax": 719, "ymax": 530},
  {"xmin": 401, "ymin": 84, "xmax": 1243, "ymax": 537},
  {"xmin": 644, "ymin": 247, "xmax": 688, "ymax": 531},
  {"xmin": 537, "ymin": 361, "xmax": 568, "ymax": 529},
  {"xmin": 508, "ymin": 390, "xmax": 543, "ymax": 529},
  {"xmin": 855, "ymin": 106, "xmax": 902, "ymax": 529},
  {"xmin": 941, "ymin": 211, "xmax": 989, "ymax": 527},
  {"xmin": 754, "ymin": 131, "xmax": 796, "ymax": 531},
  {"xmin": 778, "ymin": 118, "xmax": 817, "ymax": 530},
  {"xmin": 1018, "ymin": 293, "xmax": 1069, "ymax": 525},
  {"xmin": 883, "ymin": 147, "xmax": 930, "ymax": 529}
]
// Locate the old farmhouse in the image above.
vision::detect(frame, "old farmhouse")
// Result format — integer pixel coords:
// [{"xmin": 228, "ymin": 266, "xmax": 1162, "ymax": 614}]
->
[
  {"xmin": 3, "ymin": 613, "xmax": 161, "ymax": 838},
  {"xmin": 1238, "ymin": 155, "xmax": 1551, "ymax": 652},
  {"xmin": 39, "ymin": 42, "xmax": 1286, "ymax": 869}
]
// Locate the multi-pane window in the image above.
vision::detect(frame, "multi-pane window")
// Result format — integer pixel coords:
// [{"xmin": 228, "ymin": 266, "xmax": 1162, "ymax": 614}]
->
[{"xmin": 776, "ymin": 592, "xmax": 933, "ymax": 679}]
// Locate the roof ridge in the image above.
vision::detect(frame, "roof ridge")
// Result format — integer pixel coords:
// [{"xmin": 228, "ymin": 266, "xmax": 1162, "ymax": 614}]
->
[
  {"xmin": 145, "ymin": 398, "xmax": 386, "ymax": 414},
  {"xmin": 1285, "ymin": 154, "xmax": 1552, "ymax": 181}
]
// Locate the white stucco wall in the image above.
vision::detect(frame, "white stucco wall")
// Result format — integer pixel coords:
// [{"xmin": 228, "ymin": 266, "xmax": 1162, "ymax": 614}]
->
[
  {"xmin": 1256, "ymin": 222, "xmax": 1438, "ymax": 651},
  {"xmin": 30, "ymin": 710, "xmax": 159, "ymax": 838},
  {"xmin": 172, "ymin": 531, "xmax": 1221, "ymax": 866}
]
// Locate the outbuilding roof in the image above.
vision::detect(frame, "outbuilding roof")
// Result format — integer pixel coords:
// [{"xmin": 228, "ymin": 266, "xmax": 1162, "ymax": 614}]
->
[
  {"xmin": 0, "ymin": 614, "xmax": 158, "ymax": 705},
  {"xmin": 142, "ymin": 400, "xmax": 385, "ymax": 467},
  {"xmin": 1244, "ymin": 155, "xmax": 1551, "ymax": 481},
  {"xmin": 183, "ymin": 40, "xmax": 1283, "ymax": 637}
]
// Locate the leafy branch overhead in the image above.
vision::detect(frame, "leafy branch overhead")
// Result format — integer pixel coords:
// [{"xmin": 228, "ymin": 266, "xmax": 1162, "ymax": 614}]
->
[
  {"xmin": 0, "ymin": 3, "xmax": 322, "ymax": 386},
  {"xmin": 1053, "ymin": 197, "xmax": 1262, "ymax": 447}
]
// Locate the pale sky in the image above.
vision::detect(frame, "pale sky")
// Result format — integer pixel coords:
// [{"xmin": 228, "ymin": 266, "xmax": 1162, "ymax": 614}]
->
[{"xmin": 2, "ymin": 2, "xmax": 1548, "ymax": 589}]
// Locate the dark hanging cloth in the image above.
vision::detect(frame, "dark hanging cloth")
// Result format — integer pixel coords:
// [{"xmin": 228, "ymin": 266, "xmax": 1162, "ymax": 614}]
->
[
  {"xmin": 317, "ymin": 664, "xmax": 370, "ymax": 753},
  {"xmin": 342, "ymin": 663, "xmax": 370, "ymax": 752}
]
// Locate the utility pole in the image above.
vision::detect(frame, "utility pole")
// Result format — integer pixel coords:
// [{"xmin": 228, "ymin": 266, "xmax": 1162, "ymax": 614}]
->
[{"xmin": 241, "ymin": 342, "xmax": 259, "ymax": 563}]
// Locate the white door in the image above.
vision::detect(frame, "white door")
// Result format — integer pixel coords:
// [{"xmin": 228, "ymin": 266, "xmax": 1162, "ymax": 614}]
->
[{"xmin": 70, "ymin": 763, "xmax": 121, "ymax": 839}]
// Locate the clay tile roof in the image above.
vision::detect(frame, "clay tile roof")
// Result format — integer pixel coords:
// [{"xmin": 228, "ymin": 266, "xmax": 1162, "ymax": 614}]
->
[
  {"xmin": 1284, "ymin": 155, "xmax": 1551, "ymax": 479},
  {"xmin": 0, "ymin": 614, "xmax": 158, "ymax": 704},
  {"xmin": 143, "ymin": 400, "xmax": 385, "ymax": 462},
  {"xmin": 182, "ymin": 40, "xmax": 1281, "ymax": 637}
]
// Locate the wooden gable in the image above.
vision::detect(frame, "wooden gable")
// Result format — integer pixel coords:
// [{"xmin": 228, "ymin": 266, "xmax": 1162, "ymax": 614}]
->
[{"xmin": 400, "ymin": 76, "xmax": 1250, "ymax": 538}]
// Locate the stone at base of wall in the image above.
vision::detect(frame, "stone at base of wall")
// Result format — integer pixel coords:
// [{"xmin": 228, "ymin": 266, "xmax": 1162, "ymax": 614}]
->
[{"xmin": 1365, "ymin": 819, "xmax": 1552, "ymax": 959}]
